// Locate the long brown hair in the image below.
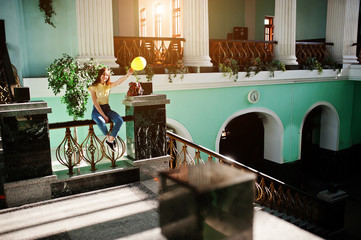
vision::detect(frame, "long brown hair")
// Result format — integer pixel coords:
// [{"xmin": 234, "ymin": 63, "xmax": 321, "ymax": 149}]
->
[{"xmin": 92, "ymin": 67, "xmax": 110, "ymax": 86}]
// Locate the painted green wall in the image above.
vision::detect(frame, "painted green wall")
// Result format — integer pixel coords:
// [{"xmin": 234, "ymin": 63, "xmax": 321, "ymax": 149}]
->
[
  {"xmin": 21, "ymin": 0, "xmax": 78, "ymax": 77},
  {"xmin": 255, "ymin": 0, "xmax": 327, "ymax": 41},
  {"xmin": 37, "ymin": 80, "xmax": 355, "ymax": 163},
  {"xmin": 296, "ymin": 0, "xmax": 327, "ymax": 40},
  {"xmin": 209, "ymin": 0, "xmax": 246, "ymax": 39},
  {"xmin": 0, "ymin": 0, "xmax": 24, "ymax": 83},
  {"xmin": 255, "ymin": 0, "xmax": 274, "ymax": 41}
]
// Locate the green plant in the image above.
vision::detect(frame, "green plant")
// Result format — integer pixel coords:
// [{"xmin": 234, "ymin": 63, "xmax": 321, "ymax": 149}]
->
[
  {"xmin": 306, "ymin": 57, "xmax": 323, "ymax": 74},
  {"xmin": 219, "ymin": 58, "xmax": 239, "ymax": 81},
  {"xmin": 253, "ymin": 57, "xmax": 264, "ymax": 75},
  {"xmin": 47, "ymin": 54, "xmax": 105, "ymax": 119},
  {"xmin": 266, "ymin": 60, "xmax": 286, "ymax": 77},
  {"xmin": 145, "ymin": 65, "xmax": 154, "ymax": 82},
  {"xmin": 39, "ymin": 0, "xmax": 56, "ymax": 28},
  {"xmin": 166, "ymin": 60, "xmax": 188, "ymax": 83},
  {"xmin": 246, "ymin": 58, "xmax": 286, "ymax": 77}
]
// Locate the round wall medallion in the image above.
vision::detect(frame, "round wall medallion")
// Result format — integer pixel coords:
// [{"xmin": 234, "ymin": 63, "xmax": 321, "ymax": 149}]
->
[{"xmin": 248, "ymin": 89, "xmax": 260, "ymax": 103}]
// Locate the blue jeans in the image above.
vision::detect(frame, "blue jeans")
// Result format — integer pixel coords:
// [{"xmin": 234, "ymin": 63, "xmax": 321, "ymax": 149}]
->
[{"xmin": 91, "ymin": 104, "xmax": 123, "ymax": 138}]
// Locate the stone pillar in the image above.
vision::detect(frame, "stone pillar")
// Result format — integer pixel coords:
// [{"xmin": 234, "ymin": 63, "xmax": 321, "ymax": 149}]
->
[
  {"xmin": 0, "ymin": 101, "xmax": 56, "ymax": 207},
  {"xmin": 76, "ymin": 0, "xmax": 118, "ymax": 68},
  {"xmin": 182, "ymin": 0, "xmax": 213, "ymax": 68},
  {"xmin": 326, "ymin": 0, "xmax": 360, "ymax": 64},
  {"xmin": 159, "ymin": 163, "xmax": 256, "ymax": 239},
  {"xmin": 273, "ymin": 0, "xmax": 298, "ymax": 66},
  {"xmin": 122, "ymin": 94, "xmax": 171, "ymax": 178}
]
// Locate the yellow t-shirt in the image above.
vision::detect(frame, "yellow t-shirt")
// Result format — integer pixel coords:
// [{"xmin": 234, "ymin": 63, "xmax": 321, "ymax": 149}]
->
[{"xmin": 88, "ymin": 83, "xmax": 111, "ymax": 105}]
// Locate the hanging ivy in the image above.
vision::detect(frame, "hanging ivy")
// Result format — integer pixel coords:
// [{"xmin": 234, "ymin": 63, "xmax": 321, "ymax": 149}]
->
[{"xmin": 39, "ymin": 0, "xmax": 56, "ymax": 28}]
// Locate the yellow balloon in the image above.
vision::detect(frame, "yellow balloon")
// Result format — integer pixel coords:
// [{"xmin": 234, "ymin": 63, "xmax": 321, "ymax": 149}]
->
[{"xmin": 131, "ymin": 56, "xmax": 147, "ymax": 71}]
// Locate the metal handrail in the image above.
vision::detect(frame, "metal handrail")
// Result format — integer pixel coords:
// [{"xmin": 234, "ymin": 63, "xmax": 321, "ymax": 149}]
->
[
  {"xmin": 166, "ymin": 130, "xmax": 325, "ymax": 224},
  {"xmin": 49, "ymin": 117, "xmax": 133, "ymax": 174}
]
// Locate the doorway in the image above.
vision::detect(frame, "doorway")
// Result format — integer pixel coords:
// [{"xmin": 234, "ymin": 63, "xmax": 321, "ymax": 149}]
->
[{"xmin": 219, "ymin": 113, "xmax": 264, "ymax": 168}]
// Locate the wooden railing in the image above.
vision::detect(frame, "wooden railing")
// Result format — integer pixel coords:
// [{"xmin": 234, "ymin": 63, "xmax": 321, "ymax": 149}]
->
[
  {"xmin": 166, "ymin": 131, "xmax": 325, "ymax": 226},
  {"xmin": 49, "ymin": 117, "xmax": 132, "ymax": 174},
  {"xmin": 209, "ymin": 39, "xmax": 277, "ymax": 66},
  {"xmin": 296, "ymin": 42, "xmax": 334, "ymax": 66},
  {"xmin": 114, "ymin": 36, "xmax": 186, "ymax": 68}
]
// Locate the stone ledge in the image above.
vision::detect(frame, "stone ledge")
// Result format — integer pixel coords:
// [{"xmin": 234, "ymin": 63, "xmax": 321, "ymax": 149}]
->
[
  {"xmin": 0, "ymin": 101, "xmax": 52, "ymax": 117},
  {"xmin": 132, "ymin": 155, "xmax": 171, "ymax": 179},
  {"xmin": 122, "ymin": 94, "xmax": 170, "ymax": 107},
  {"xmin": 4, "ymin": 175, "xmax": 57, "ymax": 208},
  {"xmin": 51, "ymin": 166, "xmax": 140, "ymax": 198}
]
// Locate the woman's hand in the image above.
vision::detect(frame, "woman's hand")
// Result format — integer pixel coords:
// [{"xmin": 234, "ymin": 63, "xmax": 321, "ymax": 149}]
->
[
  {"xmin": 103, "ymin": 115, "xmax": 109, "ymax": 123},
  {"xmin": 127, "ymin": 68, "xmax": 134, "ymax": 76}
]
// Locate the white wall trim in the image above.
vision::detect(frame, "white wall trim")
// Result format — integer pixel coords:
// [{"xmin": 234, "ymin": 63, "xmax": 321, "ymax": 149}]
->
[
  {"xmin": 24, "ymin": 69, "xmax": 347, "ymax": 98},
  {"xmin": 215, "ymin": 107, "xmax": 284, "ymax": 164}
]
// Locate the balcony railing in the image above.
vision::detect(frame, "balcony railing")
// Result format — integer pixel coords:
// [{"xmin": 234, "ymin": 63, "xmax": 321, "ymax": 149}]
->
[
  {"xmin": 48, "ymin": 118, "xmax": 335, "ymax": 230},
  {"xmin": 296, "ymin": 42, "xmax": 334, "ymax": 66},
  {"xmin": 114, "ymin": 36, "xmax": 186, "ymax": 68},
  {"xmin": 166, "ymin": 131, "xmax": 325, "ymax": 227},
  {"xmin": 49, "ymin": 117, "xmax": 132, "ymax": 174},
  {"xmin": 209, "ymin": 39, "xmax": 277, "ymax": 66},
  {"xmin": 114, "ymin": 37, "xmax": 341, "ymax": 70}
]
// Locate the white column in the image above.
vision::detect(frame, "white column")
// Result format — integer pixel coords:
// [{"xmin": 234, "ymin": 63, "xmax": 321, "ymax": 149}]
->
[
  {"xmin": 76, "ymin": 0, "xmax": 118, "ymax": 68},
  {"xmin": 326, "ymin": 0, "xmax": 360, "ymax": 64},
  {"xmin": 182, "ymin": 0, "xmax": 213, "ymax": 67},
  {"xmin": 273, "ymin": 0, "xmax": 298, "ymax": 65}
]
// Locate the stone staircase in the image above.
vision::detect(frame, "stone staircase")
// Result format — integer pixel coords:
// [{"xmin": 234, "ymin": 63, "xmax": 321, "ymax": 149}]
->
[{"xmin": 256, "ymin": 204, "xmax": 334, "ymax": 239}]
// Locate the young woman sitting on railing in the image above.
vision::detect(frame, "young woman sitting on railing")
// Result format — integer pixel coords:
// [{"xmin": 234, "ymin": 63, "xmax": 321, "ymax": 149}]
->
[{"xmin": 89, "ymin": 67, "xmax": 134, "ymax": 151}]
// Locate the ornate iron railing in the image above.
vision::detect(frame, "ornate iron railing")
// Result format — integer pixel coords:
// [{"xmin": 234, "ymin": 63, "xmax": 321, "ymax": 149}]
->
[
  {"xmin": 209, "ymin": 39, "xmax": 277, "ymax": 66},
  {"xmin": 296, "ymin": 42, "xmax": 334, "ymax": 66},
  {"xmin": 114, "ymin": 36, "xmax": 186, "ymax": 68},
  {"xmin": 49, "ymin": 117, "xmax": 132, "ymax": 174},
  {"xmin": 166, "ymin": 131, "xmax": 323, "ymax": 225}
]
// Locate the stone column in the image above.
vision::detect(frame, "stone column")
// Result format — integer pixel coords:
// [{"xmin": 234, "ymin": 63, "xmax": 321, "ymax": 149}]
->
[
  {"xmin": 182, "ymin": 0, "xmax": 213, "ymax": 68},
  {"xmin": 122, "ymin": 94, "xmax": 171, "ymax": 178},
  {"xmin": 326, "ymin": 0, "xmax": 360, "ymax": 64},
  {"xmin": 0, "ymin": 101, "xmax": 56, "ymax": 207},
  {"xmin": 76, "ymin": 0, "xmax": 118, "ymax": 68},
  {"xmin": 273, "ymin": 0, "xmax": 298, "ymax": 66}
]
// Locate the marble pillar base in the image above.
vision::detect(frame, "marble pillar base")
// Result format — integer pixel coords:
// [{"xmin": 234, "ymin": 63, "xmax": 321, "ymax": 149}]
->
[
  {"xmin": 4, "ymin": 175, "xmax": 57, "ymax": 208},
  {"xmin": 132, "ymin": 155, "xmax": 170, "ymax": 179}
]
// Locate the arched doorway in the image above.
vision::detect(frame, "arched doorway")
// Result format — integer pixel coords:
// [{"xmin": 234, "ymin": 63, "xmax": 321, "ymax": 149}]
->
[
  {"xmin": 301, "ymin": 107, "xmax": 322, "ymax": 165},
  {"xmin": 216, "ymin": 108, "xmax": 284, "ymax": 165},
  {"xmin": 300, "ymin": 102, "xmax": 340, "ymax": 181},
  {"xmin": 219, "ymin": 113, "xmax": 264, "ymax": 168}
]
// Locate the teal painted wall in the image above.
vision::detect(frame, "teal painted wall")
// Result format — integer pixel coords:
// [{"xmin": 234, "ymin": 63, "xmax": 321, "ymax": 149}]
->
[
  {"xmin": 255, "ymin": 0, "xmax": 327, "ymax": 41},
  {"xmin": 255, "ymin": 0, "xmax": 274, "ymax": 41},
  {"xmin": 21, "ymin": 0, "xmax": 77, "ymax": 77},
  {"xmin": 296, "ymin": 0, "xmax": 327, "ymax": 40},
  {"xmin": 36, "ymin": 80, "xmax": 355, "ymax": 163},
  {"xmin": 0, "ymin": 0, "xmax": 24, "ymax": 83},
  {"xmin": 209, "ymin": 0, "xmax": 246, "ymax": 39}
]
